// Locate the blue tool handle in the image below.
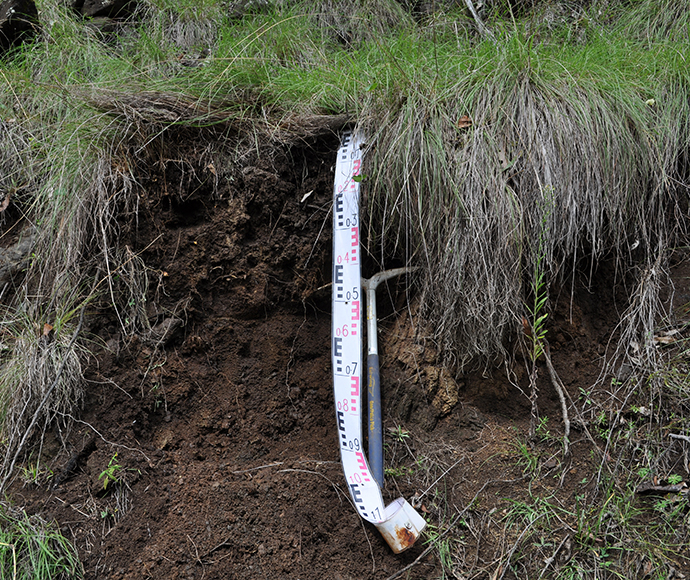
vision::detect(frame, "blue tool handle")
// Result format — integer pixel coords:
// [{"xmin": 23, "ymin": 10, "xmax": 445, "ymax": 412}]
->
[{"xmin": 368, "ymin": 352, "xmax": 384, "ymax": 488}]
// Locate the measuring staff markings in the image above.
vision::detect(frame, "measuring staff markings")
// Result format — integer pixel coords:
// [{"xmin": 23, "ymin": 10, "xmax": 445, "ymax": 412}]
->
[
  {"xmin": 332, "ymin": 131, "xmax": 427, "ymax": 552},
  {"xmin": 332, "ymin": 131, "xmax": 386, "ymax": 522}
]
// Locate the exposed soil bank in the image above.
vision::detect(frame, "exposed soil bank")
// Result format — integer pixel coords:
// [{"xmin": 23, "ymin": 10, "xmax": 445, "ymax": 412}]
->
[{"xmin": 9, "ymin": 133, "xmax": 690, "ymax": 579}]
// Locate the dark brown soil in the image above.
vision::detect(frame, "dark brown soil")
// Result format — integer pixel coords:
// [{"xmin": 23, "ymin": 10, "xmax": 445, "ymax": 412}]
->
[{"xmin": 8, "ymin": 132, "xmax": 690, "ymax": 579}]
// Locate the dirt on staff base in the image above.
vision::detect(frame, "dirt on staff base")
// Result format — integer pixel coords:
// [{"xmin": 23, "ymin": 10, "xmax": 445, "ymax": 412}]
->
[{"xmin": 7, "ymin": 130, "xmax": 679, "ymax": 580}]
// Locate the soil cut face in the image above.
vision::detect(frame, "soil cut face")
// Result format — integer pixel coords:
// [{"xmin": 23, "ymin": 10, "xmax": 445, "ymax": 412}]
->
[{"xmin": 9, "ymin": 131, "xmax": 690, "ymax": 579}]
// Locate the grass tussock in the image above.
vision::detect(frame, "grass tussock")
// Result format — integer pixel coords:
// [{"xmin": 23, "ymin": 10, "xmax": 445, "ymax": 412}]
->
[
  {"xmin": 363, "ymin": 23, "xmax": 690, "ymax": 369},
  {"xmin": 0, "ymin": 308, "xmax": 84, "ymax": 488},
  {"xmin": 0, "ymin": 501, "xmax": 82, "ymax": 579},
  {"xmin": 306, "ymin": 0, "xmax": 414, "ymax": 46}
]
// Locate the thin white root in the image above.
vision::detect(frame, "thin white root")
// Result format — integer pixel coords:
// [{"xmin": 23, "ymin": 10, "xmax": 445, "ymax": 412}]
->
[{"xmin": 543, "ymin": 342, "xmax": 571, "ymax": 456}]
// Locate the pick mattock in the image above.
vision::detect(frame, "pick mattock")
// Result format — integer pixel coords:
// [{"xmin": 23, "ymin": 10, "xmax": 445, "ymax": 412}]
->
[{"xmin": 361, "ymin": 266, "xmax": 416, "ymax": 488}]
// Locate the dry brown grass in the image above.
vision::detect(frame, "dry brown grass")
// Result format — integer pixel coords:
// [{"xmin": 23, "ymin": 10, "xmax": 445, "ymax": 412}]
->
[{"xmin": 362, "ymin": 62, "xmax": 690, "ymax": 373}]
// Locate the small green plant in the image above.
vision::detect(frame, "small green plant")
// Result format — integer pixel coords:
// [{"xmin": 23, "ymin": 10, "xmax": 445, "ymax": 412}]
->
[
  {"xmin": 593, "ymin": 411, "xmax": 610, "ymax": 440},
  {"xmin": 20, "ymin": 463, "xmax": 52, "ymax": 487},
  {"xmin": 423, "ymin": 523, "xmax": 454, "ymax": 578},
  {"xmin": 384, "ymin": 465, "xmax": 415, "ymax": 478},
  {"xmin": 667, "ymin": 473, "xmax": 683, "ymax": 485},
  {"xmin": 387, "ymin": 425, "xmax": 410, "ymax": 442},
  {"xmin": 99, "ymin": 506, "xmax": 120, "ymax": 520},
  {"xmin": 98, "ymin": 453, "xmax": 123, "ymax": 491},
  {"xmin": 149, "ymin": 383, "xmax": 164, "ymax": 410},
  {"xmin": 522, "ymin": 189, "xmax": 555, "ymax": 444},
  {"xmin": 536, "ymin": 416, "xmax": 551, "ymax": 443},
  {"xmin": 579, "ymin": 387, "xmax": 593, "ymax": 406},
  {"xmin": 21, "ymin": 464, "xmax": 39, "ymax": 485},
  {"xmin": 513, "ymin": 440, "xmax": 539, "ymax": 476},
  {"xmin": 652, "ymin": 495, "xmax": 686, "ymax": 527}
]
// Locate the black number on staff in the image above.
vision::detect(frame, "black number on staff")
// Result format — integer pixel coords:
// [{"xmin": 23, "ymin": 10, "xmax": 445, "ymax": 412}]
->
[
  {"xmin": 348, "ymin": 438, "xmax": 360, "ymax": 451},
  {"xmin": 346, "ymin": 288, "xmax": 359, "ymax": 301}
]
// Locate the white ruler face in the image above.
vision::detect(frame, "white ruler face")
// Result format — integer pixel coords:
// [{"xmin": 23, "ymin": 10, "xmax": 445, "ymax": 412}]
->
[{"xmin": 332, "ymin": 131, "xmax": 386, "ymax": 523}]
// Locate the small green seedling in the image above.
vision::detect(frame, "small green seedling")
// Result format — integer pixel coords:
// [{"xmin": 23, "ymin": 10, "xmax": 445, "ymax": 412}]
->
[
  {"xmin": 667, "ymin": 474, "xmax": 683, "ymax": 485},
  {"xmin": 536, "ymin": 416, "xmax": 551, "ymax": 442},
  {"xmin": 385, "ymin": 465, "xmax": 415, "ymax": 478},
  {"xmin": 388, "ymin": 425, "xmax": 410, "ymax": 442},
  {"xmin": 99, "ymin": 453, "xmax": 123, "ymax": 491}
]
